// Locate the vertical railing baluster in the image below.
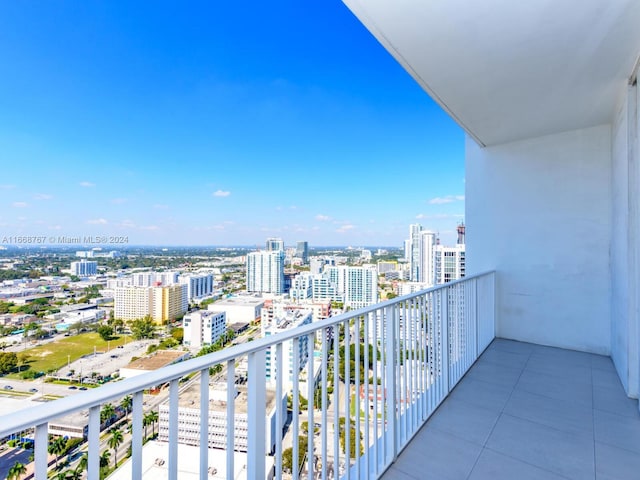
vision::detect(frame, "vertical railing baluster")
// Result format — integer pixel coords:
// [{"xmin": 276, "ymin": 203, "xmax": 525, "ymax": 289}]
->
[
  {"xmin": 34, "ymin": 423, "xmax": 47, "ymax": 480},
  {"xmin": 354, "ymin": 316, "xmax": 361, "ymax": 479},
  {"xmin": 307, "ymin": 333, "xmax": 315, "ymax": 479},
  {"xmin": 168, "ymin": 378, "xmax": 179, "ymax": 480},
  {"xmin": 333, "ymin": 325, "xmax": 340, "ymax": 480},
  {"xmin": 344, "ymin": 320, "xmax": 351, "ymax": 479},
  {"xmin": 88, "ymin": 405, "xmax": 100, "ymax": 480},
  {"xmin": 292, "ymin": 337, "xmax": 300, "ymax": 479},
  {"xmin": 276, "ymin": 343, "xmax": 283, "ymax": 480},
  {"xmin": 247, "ymin": 350, "xmax": 266, "ymax": 480},
  {"xmin": 199, "ymin": 368, "xmax": 210, "ymax": 480},
  {"xmin": 226, "ymin": 359, "xmax": 235, "ymax": 477},
  {"xmin": 364, "ymin": 312, "xmax": 371, "ymax": 480},
  {"xmin": 132, "ymin": 391, "xmax": 144, "ymax": 480},
  {"xmin": 385, "ymin": 305, "xmax": 397, "ymax": 464},
  {"xmin": 372, "ymin": 309, "xmax": 379, "ymax": 475},
  {"xmin": 321, "ymin": 328, "xmax": 328, "ymax": 480}
]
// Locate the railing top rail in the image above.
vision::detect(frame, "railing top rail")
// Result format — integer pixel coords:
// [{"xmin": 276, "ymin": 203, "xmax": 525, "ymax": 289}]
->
[{"xmin": 0, "ymin": 270, "xmax": 494, "ymax": 436}]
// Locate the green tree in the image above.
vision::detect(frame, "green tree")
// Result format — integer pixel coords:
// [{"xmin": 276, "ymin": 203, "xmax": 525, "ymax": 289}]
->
[
  {"xmin": 76, "ymin": 453, "xmax": 88, "ymax": 476},
  {"xmin": 108, "ymin": 429, "xmax": 123, "ymax": 468},
  {"xmin": 338, "ymin": 417, "xmax": 363, "ymax": 456},
  {"xmin": 101, "ymin": 403, "xmax": 116, "ymax": 425},
  {"xmin": 282, "ymin": 435, "xmax": 308, "ymax": 474},
  {"xmin": 48, "ymin": 436, "xmax": 66, "ymax": 469},
  {"xmin": 146, "ymin": 410, "xmax": 158, "ymax": 437},
  {"xmin": 0, "ymin": 352, "xmax": 18, "ymax": 374},
  {"xmin": 16, "ymin": 353, "xmax": 30, "ymax": 373},
  {"xmin": 70, "ymin": 321, "xmax": 84, "ymax": 335},
  {"xmin": 170, "ymin": 327, "xmax": 184, "ymax": 343},
  {"xmin": 99, "ymin": 450, "xmax": 111, "ymax": 470},
  {"xmin": 7, "ymin": 461, "xmax": 27, "ymax": 480},
  {"xmin": 120, "ymin": 395, "xmax": 132, "ymax": 420},
  {"xmin": 129, "ymin": 316, "xmax": 155, "ymax": 340},
  {"xmin": 97, "ymin": 325, "xmax": 114, "ymax": 341}
]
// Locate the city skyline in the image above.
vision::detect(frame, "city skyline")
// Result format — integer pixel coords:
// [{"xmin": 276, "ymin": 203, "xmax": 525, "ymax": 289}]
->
[{"xmin": 0, "ymin": 2, "xmax": 465, "ymax": 247}]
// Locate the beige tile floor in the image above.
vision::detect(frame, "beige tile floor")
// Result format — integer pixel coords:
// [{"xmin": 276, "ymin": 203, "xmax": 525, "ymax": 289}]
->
[{"xmin": 382, "ymin": 339, "xmax": 640, "ymax": 480}]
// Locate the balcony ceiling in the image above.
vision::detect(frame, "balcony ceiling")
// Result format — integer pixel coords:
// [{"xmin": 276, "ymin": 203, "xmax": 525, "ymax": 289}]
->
[{"xmin": 342, "ymin": 0, "xmax": 640, "ymax": 146}]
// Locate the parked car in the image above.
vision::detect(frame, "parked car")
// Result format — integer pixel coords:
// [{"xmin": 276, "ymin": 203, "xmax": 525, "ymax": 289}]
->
[
  {"xmin": 29, "ymin": 388, "xmax": 38, "ymax": 393},
  {"xmin": 3, "ymin": 385, "xmax": 13, "ymax": 390}
]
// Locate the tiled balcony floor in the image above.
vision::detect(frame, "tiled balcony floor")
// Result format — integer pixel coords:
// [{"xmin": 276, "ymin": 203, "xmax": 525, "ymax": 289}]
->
[{"xmin": 383, "ymin": 339, "xmax": 640, "ymax": 480}]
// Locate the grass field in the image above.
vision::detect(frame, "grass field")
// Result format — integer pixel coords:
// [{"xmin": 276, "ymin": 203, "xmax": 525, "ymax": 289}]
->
[{"xmin": 9, "ymin": 333, "xmax": 132, "ymax": 379}]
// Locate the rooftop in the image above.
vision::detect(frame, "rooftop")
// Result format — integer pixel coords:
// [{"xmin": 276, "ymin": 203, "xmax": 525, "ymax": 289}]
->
[
  {"xmin": 383, "ymin": 339, "xmax": 640, "ymax": 480},
  {"xmin": 125, "ymin": 350, "xmax": 189, "ymax": 372},
  {"xmin": 170, "ymin": 382, "xmax": 277, "ymax": 415}
]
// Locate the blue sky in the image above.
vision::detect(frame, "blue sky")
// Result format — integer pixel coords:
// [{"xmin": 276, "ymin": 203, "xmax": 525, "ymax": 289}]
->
[{"xmin": 0, "ymin": 1, "xmax": 465, "ymax": 247}]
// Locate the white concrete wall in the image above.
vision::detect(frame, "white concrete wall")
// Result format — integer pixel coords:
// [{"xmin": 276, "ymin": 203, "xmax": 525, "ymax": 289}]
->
[
  {"xmin": 611, "ymin": 80, "xmax": 640, "ymax": 400},
  {"xmin": 466, "ymin": 125, "xmax": 612, "ymax": 354}
]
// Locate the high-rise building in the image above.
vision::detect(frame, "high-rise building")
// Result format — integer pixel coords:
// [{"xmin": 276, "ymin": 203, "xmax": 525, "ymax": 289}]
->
[
  {"xmin": 114, "ymin": 284, "xmax": 187, "ymax": 323},
  {"xmin": 262, "ymin": 309, "xmax": 313, "ymax": 387},
  {"xmin": 406, "ymin": 224, "xmax": 436, "ymax": 285},
  {"xmin": 246, "ymin": 251, "xmax": 285, "ymax": 294},
  {"xmin": 265, "ymin": 237, "xmax": 284, "ymax": 252},
  {"xmin": 130, "ymin": 271, "xmax": 179, "ymax": 287},
  {"xmin": 326, "ymin": 265, "xmax": 378, "ymax": 309},
  {"xmin": 433, "ymin": 244, "xmax": 466, "ymax": 284},
  {"xmin": 295, "ymin": 241, "xmax": 309, "ymax": 264},
  {"xmin": 70, "ymin": 259, "xmax": 97, "ymax": 277},
  {"xmin": 179, "ymin": 273, "xmax": 214, "ymax": 301},
  {"xmin": 182, "ymin": 310, "xmax": 226, "ymax": 348}
]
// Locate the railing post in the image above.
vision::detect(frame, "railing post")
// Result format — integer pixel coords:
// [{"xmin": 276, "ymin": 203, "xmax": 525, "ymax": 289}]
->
[
  {"xmin": 384, "ymin": 305, "xmax": 397, "ymax": 463},
  {"xmin": 88, "ymin": 405, "xmax": 100, "ymax": 480},
  {"xmin": 168, "ymin": 378, "xmax": 179, "ymax": 480},
  {"xmin": 200, "ymin": 367, "xmax": 210, "ymax": 480},
  {"xmin": 34, "ymin": 423, "xmax": 47, "ymax": 480},
  {"xmin": 441, "ymin": 288, "xmax": 450, "ymax": 394},
  {"xmin": 132, "ymin": 391, "xmax": 144, "ymax": 480},
  {"xmin": 247, "ymin": 350, "xmax": 266, "ymax": 480}
]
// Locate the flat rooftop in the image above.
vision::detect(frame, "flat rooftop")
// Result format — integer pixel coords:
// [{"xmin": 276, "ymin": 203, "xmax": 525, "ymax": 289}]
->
[
  {"xmin": 209, "ymin": 296, "xmax": 264, "ymax": 308},
  {"xmin": 106, "ymin": 440, "xmax": 274, "ymax": 480},
  {"xmin": 169, "ymin": 382, "xmax": 276, "ymax": 415},
  {"xmin": 125, "ymin": 350, "xmax": 188, "ymax": 371}
]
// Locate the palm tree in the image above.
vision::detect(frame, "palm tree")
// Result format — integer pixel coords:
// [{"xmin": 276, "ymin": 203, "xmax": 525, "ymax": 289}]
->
[
  {"xmin": 120, "ymin": 395, "xmax": 132, "ymax": 420},
  {"xmin": 55, "ymin": 471, "xmax": 67, "ymax": 480},
  {"xmin": 76, "ymin": 453, "xmax": 88, "ymax": 476},
  {"xmin": 48, "ymin": 436, "xmax": 66, "ymax": 469},
  {"xmin": 101, "ymin": 403, "xmax": 115, "ymax": 425},
  {"xmin": 143, "ymin": 413, "xmax": 150, "ymax": 440},
  {"xmin": 65, "ymin": 468, "xmax": 82, "ymax": 480},
  {"xmin": 147, "ymin": 410, "xmax": 159, "ymax": 438},
  {"xmin": 108, "ymin": 428, "xmax": 124, "ymax": 468},
  {"xmin": 7, "ymin": 461, "xmax": 27, "ymax": 480},
  {"xmin": 99, "ymin": 450, "xmax": 110, "ymax": 469}
]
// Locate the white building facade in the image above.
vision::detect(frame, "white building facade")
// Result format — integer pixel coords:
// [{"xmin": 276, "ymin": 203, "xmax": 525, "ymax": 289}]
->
[
  {"xmin": 182, "ymin": 310, "xmax": 226, "ymax": 348},
  {"xmin": 246, "ymin": 251, "xmax": 285, "ymax": 294},
  {"xmin": 70, "ymin": 260, "xmax": 97, "ymax": 277}
]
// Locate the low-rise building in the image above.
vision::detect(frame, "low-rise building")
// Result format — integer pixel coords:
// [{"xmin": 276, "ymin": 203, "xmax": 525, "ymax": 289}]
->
[{"xmin": 183, "ymin": 310, "xmax": 227, "ymax": 349}]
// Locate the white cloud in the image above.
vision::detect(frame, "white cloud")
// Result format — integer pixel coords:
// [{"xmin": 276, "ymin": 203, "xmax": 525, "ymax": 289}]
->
[
  {"xmin": 315, "ymin": 214, "xmax": 331, "ymax": 221},
  {"xmin": 428, "ymin": 195, "xmax": 465, "ymax": 205},
  {"xmin": 12, "ymin": 202, "xmax": 28, "ymax": 208},
  {"xmin": 0, "ymin": 184, "xmax": 16, "ymax": 189},
  {"xmin": 213, "ymin": 190, "xmax": 231, "ymax": 197},
  {"xmin": 33, "ymin": 193, "xmax": 53, "ymax": 200},
  {"xmin": 111, "ymin": 198, "xmax": 127, "ymax": 205},
  {"xmin": 79, "ymin": 181, "xmax": 96, "ymax": 188},
  {"xmin": 118, "ymin": 220, "xmax": 136, "ymax": 228},
  {"xmin": 336, "ymin": 224, "xmax": 355, "ymax": 233},
  {"xmin": 87, "ymin": 218, "xmax": 108, "ymax": 225},
  {"xmin": 153, "ymin": 204, "xmax": 169, "ymax": 210},
  {"xmin": 416, "ymin": 213, "xmax": 464, "ymax": 220}
]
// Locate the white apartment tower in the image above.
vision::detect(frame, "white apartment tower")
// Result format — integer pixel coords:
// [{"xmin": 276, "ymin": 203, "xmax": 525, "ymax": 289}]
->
[
  {"xmin": 326, "ymin": 265, "xmax": 378, "ymax": 309},
  {"xmin": 265, "ymin": 237, "xmax": 284, "ymax": 252},
  {"xmin": 246, "ymin": 251, "xmax": 285, "ymax": 294},
  {"xmin": 70, "ymin": 259, "xmax": 97, "ymax": 277},
  {"xmin": 179, "ymin": 273, "xmax": 214, "ymax": 301},
  {"xmin": 182, "ymin": 310, "xmax": 226, "ymax": 348},
  {"xmin": 407, "ymin": 224, "xmax": 436, "ymax": 285}
]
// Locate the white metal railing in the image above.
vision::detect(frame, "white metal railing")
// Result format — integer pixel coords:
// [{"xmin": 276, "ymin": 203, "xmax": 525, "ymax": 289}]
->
[{"xmin": 0, "ymin": 271, "xmax": 495, "ymax": 480}]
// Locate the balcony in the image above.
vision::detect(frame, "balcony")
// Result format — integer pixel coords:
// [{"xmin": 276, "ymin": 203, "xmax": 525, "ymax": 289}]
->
[
  {"xmin": 0, "ymin": 272, "xmax": 496, "ymax": 480},
  {"xmin": 382, "ymin": 339, "xmax": 640, "ymax": 480}
]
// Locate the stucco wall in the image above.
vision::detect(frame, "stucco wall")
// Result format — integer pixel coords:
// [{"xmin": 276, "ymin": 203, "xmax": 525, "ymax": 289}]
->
[{"xmin": 466, "ymin": 125, "xmax": 612, "ymax": 354}]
